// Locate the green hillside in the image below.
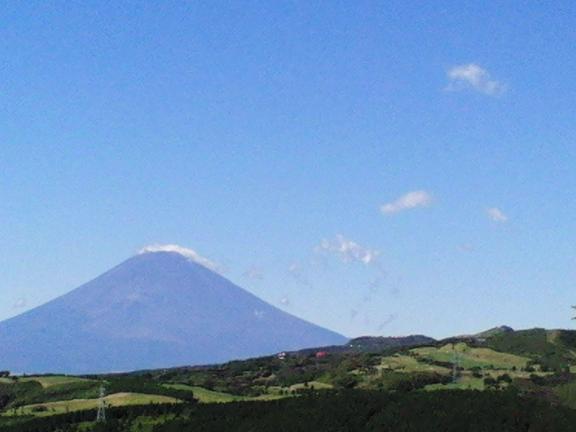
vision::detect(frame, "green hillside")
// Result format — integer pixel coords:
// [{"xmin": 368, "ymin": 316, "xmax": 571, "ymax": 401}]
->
[
  {"xmin": 2, "ymin": 327, "xmax": 576, "ymax": 431},
  {"xmin": 484, "ymin": 328, "xmax": 576, "ymax": 371}
]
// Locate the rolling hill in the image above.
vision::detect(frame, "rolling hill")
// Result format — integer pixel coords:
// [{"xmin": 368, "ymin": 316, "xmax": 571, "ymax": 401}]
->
[{"xmin": 2, "ymin": 326, "xmax": 576, "ymax": 431}]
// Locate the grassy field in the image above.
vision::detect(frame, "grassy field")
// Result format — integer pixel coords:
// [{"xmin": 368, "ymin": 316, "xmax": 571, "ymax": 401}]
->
[
  {"xmin": 163, "ymin": 384, "xmax": 288, "ymax": 403},
  {"xmin": 378, "ymin": 354, "xmax": 451, "ymax": 374},
  {"xmin": 411, "ymin": 343, "xmax": 530, "ymax": 370},
  {"xmin": 2, "ymin": 392, "xmax": 180, "ymax": 417},
  {"xmin": 19, "ymin": 376, "xmax": 96, "ymax": 388},
  {"xmin": 424, "ymin": 374, "xmax": 485, "ymax": 391},
  {"xmin": 289, "ymin": 381, "xmax": 333, "ymax": 391},
  {"xmin": 163, "ymin": 384, "xmax": 246, "ymax": 403}
]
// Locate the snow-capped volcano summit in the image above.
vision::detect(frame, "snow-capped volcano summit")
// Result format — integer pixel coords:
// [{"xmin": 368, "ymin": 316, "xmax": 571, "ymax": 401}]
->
[
  {"xmin": 0, "ymin": 249, "xmax": 345, "ymax": 374},
  {"xmin": 138, "ymin": 244, "xmax": 222, "ymax": 272}
]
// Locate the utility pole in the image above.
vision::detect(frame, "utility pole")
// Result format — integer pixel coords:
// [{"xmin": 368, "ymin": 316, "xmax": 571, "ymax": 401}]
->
[{"xmin": 96, "ymin": 384, "xmax": 106, "ymax": 423}]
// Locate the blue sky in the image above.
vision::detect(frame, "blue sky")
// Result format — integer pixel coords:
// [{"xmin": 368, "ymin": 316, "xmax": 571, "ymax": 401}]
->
[{"xmin": 1, "ymin": 1, "xmax": 576, "ymax": 338}]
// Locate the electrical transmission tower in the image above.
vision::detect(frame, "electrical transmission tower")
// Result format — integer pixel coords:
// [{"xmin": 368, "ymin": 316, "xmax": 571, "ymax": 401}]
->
[
  {"xmin": 452, "ymin": 344, "xmax": 461, "ymax": 384},
  {"xmin": 96, "ymin": 384, "xmax": 107, "ymax": 423}
]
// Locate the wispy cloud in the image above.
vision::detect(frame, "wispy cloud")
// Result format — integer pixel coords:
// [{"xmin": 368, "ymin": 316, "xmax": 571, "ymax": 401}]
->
[
  {"xmin": 380, "ymin": 190, "xmax": 433, "ymax": 215},
  {"xmin": 487, "ymin": 207, "xmax": 508, "ymax": 223},
  {"xmin": 13, "ymin": 298, "xmax": 27, "ymax": 309},
  {"xmin": 139, "ymin": 244, "xmax": 222, "ymax": 273},
  {"xmin": 445, "ymin": 63, "xmax": 506, "ymax": 96},
  {"xmin": 287, "ymin": 262, "xmax": 312, "ymax": 287},
  {"xmin": 243, "ymin": 266, "xmax": 264, "ymax": 280},
  {"xmin": 376, "ymin": 314, "xmax": 398, "ymax": 332},
  {"xmin": 316, "ymin": 234, "xmax": 380, "ymax": 265}
]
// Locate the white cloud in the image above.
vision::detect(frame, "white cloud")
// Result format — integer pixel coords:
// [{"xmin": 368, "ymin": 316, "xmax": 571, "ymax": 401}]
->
[
  {"xmin": 445, "ymin": 63, "xmax": 506, "ymax": 96},
  {"xmin": 380, "ymin": 190, "xmax": 433, "ymax": 215},
  {"xmin": 316, "ymin": 234, "xmax": 380, "ymax": 265},
  {"xmin": 243, "ymin": 266, "xmax": 264, "ymax": 280},
  {"xmin": 139, "ymin": 244, "xmax": 222, "ymax": 273},
  {"xmin": 487, "ymin": 207, "xmax": 508, "ymax": 223}
]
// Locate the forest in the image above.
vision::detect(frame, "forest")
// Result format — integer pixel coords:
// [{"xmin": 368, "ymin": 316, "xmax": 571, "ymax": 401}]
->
[{"xmin": 2, "ymin": 389, "xmax": 576, "ymax": 432}]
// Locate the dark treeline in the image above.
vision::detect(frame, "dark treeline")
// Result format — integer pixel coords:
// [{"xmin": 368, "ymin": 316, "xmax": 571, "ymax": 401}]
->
[
  {"xmin": 153, "ymin": 390, "xmax": 576, "ymax": 432},
  {"xmin": 0, "ymin": 403, "xmax": 188, "ymax": 432},
  {"xmin": 0, "ymin": 381, "xmax": 54, "ymax": 410},
  {"xmin": 2, "ymin": 389, "xmax": 576, "ymax": 431}
]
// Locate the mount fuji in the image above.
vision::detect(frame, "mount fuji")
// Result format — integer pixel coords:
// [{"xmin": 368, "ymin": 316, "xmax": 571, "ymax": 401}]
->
[{"xmin": 0, "ymin": 246, "xmax": 346, "ymax": 374}]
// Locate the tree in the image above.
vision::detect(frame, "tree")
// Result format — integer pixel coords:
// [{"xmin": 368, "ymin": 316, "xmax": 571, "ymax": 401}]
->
[
  {"xmin": 483, "ymin": 377, "xmax": 497, "ymax": 389},
  {"xmin": 497, "ymin": 374, "xmax": 512, "ymax": 384},
  {"xmin": 470, "ymin": 366, "xmax": 483, "ymax": 378},
  {"xmin": 333, "ymin": 374, "xmax": 359, "ymax": 389}
]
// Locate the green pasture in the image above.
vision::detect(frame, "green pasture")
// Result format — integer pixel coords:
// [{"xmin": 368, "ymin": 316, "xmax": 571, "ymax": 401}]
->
[
  {"xmin": 19, "ymin": 375, "xmax": 95, "ymax": 388},
  {"xmin": 2, "ymin": 392, "xmax": 180, "ymax": 418},
  {"xmin": 378, "ymin": 354, "xmax": 451, "ymax": 374},
  {"xmin": 411, "ymin": 343, "xmax": 529, "ymax": 369},
  {"xmin": 163, "ymin": 383, "xmax": 288, "ymax": 403}
]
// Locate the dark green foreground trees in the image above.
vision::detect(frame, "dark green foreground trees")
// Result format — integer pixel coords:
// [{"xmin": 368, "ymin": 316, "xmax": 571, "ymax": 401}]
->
[
  {"xmin": 2, "ymin": 389, "xmax": 576, "ymax": 431},
  {"xmin": 152, "ymin": 390, "xmax": 576, "ymax": 432}
]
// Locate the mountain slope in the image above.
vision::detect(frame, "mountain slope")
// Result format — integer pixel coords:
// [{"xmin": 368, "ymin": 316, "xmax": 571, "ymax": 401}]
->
[
  {"xmin": 0, "ymin": 250, "xmax": 346, "ymax": 374},
  {"xmin": 474, "ymin": 325, "xmax": 514, "ymax": 339}
]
